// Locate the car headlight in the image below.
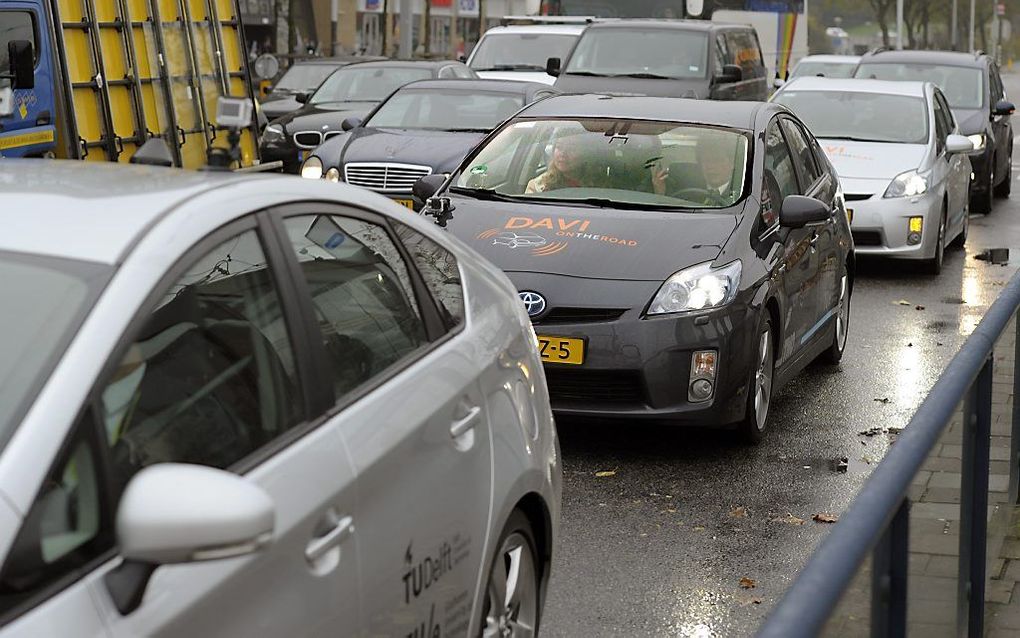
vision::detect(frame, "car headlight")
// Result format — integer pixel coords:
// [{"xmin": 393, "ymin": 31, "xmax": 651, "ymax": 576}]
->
[
  {"xmin": 647, "ymin": 260, "xmax": 742, "ymax": 316},
  {"xmin": 301, "ymin": 156, "xmax": 323, "ymax": 179},
  {"xmin": 263, "ymin": 123, "xmax": 285, "ymax": 142},
  {"xmin": 967, "ymin": 133, "xmax": 986, "ymax": 151},
  {"xmin": 325, "ymin": 167, "xmax": 341, "ymax": 182},
  {"xmin": 884, "ymin": 170, "xmax": 929, "ymax": 198}
]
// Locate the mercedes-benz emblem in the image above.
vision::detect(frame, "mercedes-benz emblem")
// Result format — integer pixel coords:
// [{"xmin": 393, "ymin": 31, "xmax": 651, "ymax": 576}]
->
[{"xmin": 519, "ymin": 291, "xmax": 547, "ymax": 317}]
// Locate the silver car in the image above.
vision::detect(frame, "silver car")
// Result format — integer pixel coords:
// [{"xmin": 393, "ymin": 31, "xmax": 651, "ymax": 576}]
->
[
  {"xmin": 773, "ymin": 77, "xmax": 973, "ymax": 274},
  {"xmin": 0, "ymin": 161, "xmax": 559, "ymax": 637}
]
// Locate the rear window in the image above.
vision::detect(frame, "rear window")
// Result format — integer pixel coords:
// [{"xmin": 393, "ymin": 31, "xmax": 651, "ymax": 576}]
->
[
  {"xmin": 774, "ymin": 90, "xmax": 930, "ymax": 144},
  {"xmin": 311, "ymin": 66, "xmax": 433, "ymax": 104},
  {"xmin": 855, "ymin": 62, "xmax": 985, "ymax": 109},
  {"xmin": 0, "ymin": 253, "xmax": 110, "ymax": 453},
  {"xmin": 0, "ymin": 11, "xmax": 36, "ymax": 73}
]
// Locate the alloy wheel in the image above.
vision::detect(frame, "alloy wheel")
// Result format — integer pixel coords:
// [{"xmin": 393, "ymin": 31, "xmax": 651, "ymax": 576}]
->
[
  {"xmin": 834, "ymin": 274, "xmax": 849, "ymax": 354},
  {"xmin": 483, "ymin": 531, "xmax": 539, "ymax": 638},
  {"xmin": 753, "ymin": 329, "xmax": 773, "ymax": 432}
]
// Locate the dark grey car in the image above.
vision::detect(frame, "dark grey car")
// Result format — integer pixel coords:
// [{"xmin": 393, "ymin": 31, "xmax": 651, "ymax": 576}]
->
[{"xmin": 260, "ymin": 56, "xmax": 387, "ymax": 121}]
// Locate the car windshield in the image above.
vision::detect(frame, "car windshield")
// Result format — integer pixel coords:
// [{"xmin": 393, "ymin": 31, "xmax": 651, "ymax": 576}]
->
[
  {"xmin": 469, "ymin": 33, "xmax": 578, "ymax": 71},
  {"xmin": 773, "ymin": 90, "xmax": 930, "ymax": 144},
  {"xmin": 855, "ymin": 63, "xmax": 985, "ymax": 109},
  {"xmin": 311, "ymin": 66, "xmax": 433, "ymax": 104},
  {"xmin": 0, "ymin": 252, "xmax": 110, "ymax": 453},
  {"xmin": 367, "ymin": 89, "xmax": 525, "ymax": 131},
  {"xmin": 791, "ymin": 61, "xmax": 857, "ymax": 79},
  {"xmin": 563, "ymin": 28, "xmax": 709, "ymax": 79},
  {"xmin": 273, "ymin": 63, "xmax": 340, "ymax": 93},
  {"xmin": 454, "ymin": 118, "xmax": 750, "ymax": 209}
]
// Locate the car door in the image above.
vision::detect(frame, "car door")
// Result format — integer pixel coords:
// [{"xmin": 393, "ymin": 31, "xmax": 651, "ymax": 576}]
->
[
  {"xmin": 765, "ymin": 116, "xmax": 822, "ymax": 363},
  {"xmin": 989, "ymin": 63, "xmax": 1012, "ymax": 182},
  {"xmin": 86, "ymin": 218, "xmax": 363, "ymax": 636},
  {"xmin": 271, "ymin": 206, "xmax": 493, "ymax": 638},
  {"xmin": 934, "ymin": 89, "xmax": 969, "ymax": 234},
  {"xmin": 711, "ymin": 34, "xmax": 735, "ymax": 100}
]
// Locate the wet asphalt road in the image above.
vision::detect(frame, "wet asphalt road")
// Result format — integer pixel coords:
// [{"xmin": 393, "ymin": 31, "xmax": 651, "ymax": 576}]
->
[{"xmin": 540, "ymin": 73, "xmax": 1020, "ymax": 638}]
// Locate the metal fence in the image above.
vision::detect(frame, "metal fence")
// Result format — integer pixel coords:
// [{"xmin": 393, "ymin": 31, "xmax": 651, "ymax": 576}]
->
[{"xmin": 758, "ymin": 269, "xmax": 1020, "ymax": 637}]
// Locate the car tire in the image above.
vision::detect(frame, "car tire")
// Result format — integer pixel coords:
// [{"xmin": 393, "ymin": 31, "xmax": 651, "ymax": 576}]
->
[
  {"xmin": 995, "ymin": 148, "xmax": 1012, "ymax": 198},
  {"xmin": 950, "ymin": 206, "xmax": 969, "ymax": 250},
  {"xmin": 924, "ymin": 209, "xmax": 946, "ymax": 275},
  {"xmin": 737, "ymin": 317, "xmax": 774, "ymax": 445},
  {"xmin": 479, "ymin": 510, "xmax": 541, "ymax": 638},
  {"xmin": 972, "ymin": 166, "xmax": 995, "ymax": 214},
  {"xmin": 821, "ymin": 272, "xmax": 851, "ymax": 365}
]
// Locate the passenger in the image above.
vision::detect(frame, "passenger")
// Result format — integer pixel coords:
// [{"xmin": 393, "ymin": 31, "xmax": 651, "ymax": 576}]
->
[
  {"xmin": 527, "ymin": 134, "xmax": 602, "ymax": 193},
  {"xmin": 666, "ymin": 138, "xmax": 735, "ymax": 204}
]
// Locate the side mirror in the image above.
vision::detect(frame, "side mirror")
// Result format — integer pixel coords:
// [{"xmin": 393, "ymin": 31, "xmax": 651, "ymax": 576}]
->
[
  {"xmin": 716, "ymin": 64, "xmax": 742, "ymax": 84},
  {"xmin": 946, "ymin": 133, "xmax": 974, "ymax": 154},
  {"xmin": 993, "ymin": 99, "xmax": 1015, "ymax": 117},
  {"xmin": 295, "ymin": 92, "xmax": 309, "ymax": 104},
  {"xmin": 129, "ymin": 137, "xmax": 175, "ymax": 167},
  {"xmin": 413, "ymin": 174, "xmax": 447, "ymax": 201},
  {"xmin": 546, "ymin": 57, "xmax": 561, "ymax": 77},
  {"xmin": 772, "ymin": 76, "xmax": 786, "ymax": 89},
  {"xmin": 8, "ymin": 40, "xmax": 34, "ymax": 89},
  {"xmin": 104, "ymin": 464, "xmax": 274, "ymax": 614},
  {"xmin": 457, "ymin": 54, "xmax": 467, "ymax": 63},
  {"xmin": 341, "ymin": 116, "xmax": 362, "ymax": 131},
  {"xmin": 780, "ymin": 195, "xmax": 830, "ymax": 228}
]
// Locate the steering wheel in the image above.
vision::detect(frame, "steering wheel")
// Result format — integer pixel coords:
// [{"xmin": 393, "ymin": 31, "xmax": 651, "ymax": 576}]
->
[{"xmin": 672, "ymin": 187, "xmax": 727, "ymax": 206}]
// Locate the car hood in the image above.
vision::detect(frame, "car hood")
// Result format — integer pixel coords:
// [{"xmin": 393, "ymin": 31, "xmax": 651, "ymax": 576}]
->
[
  {"xmin": 553, "ymin": 74, "xmax": 707, "ymax": 98},
  {"xmin": 262, "ymin": 96, "xmax": 303, "ymax": 120},
  {"xmin": 951, "ymin": 107, "xmax": 987, "ymax": 136},
  {"xmin": 333, "ymin": 129, "xmax": 488, "ymax": 174},
  {"xmin": 476, "ymin": 70, "xmax": 557, "ymax": 85},
  {"xmin": 817, "ymin": 139, "xmax": 927, "ymax": 181},
  {"xmin": 443, "ymin": 197, "xmax": 739, "ymax": 281},
  {"xmin": 276, "ymin": 102, "xmax": 378, "ymax": 132}
]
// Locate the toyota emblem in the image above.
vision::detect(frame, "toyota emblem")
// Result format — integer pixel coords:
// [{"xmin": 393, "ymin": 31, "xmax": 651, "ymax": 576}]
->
[{"xmin": 519, "ymin": 291, "xmax": 547, "ymax": 317}]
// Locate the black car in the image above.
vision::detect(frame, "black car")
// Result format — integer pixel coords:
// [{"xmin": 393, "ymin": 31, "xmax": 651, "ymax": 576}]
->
[
  {"xmin": 260, "ymin": 56, "xmax": 387, "ymax": 121},
  {"xmin": 301, "ymin": 79, "xmax": 557, "ymax": 210},
  {"xmin": 854, "ymin": 49, "xmax": 1015, "ymax": 214},
  {"xmin": 260, "ymin": 59, "xmax": 477, "ymax": 173},
  {"xmin": 549, "ymin": 20, "xmax": 769, "ymax": 101},
  {"xmin": 415, "ymin": 95, "xmax": 854, "ymax": 442}
]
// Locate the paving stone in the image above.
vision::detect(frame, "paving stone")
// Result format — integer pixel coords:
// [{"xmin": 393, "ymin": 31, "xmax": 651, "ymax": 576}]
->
[{"xmin": 928, "ymin": 472, "xmax": 962, "ymax": 488}]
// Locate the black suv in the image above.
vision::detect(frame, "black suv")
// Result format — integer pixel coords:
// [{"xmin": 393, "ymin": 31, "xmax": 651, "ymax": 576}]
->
[{"xmin": 854, "ymin": 50, "xmax": 1015, "ymax": 214}]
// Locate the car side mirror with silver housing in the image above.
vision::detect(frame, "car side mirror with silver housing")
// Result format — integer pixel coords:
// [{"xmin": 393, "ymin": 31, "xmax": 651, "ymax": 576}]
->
[
  {"xmin": 341, "ymin": 116, "xmax": 362, "ymax": 131},
  {"xmin": 993, "ymin": 99, "xmax": 1015, "ymax": 118},
  {"xmin": 780, "ymin": 195, "xmax": 830, "ymax": 228},
  {"xmin": 946, "ymin": 134, "xmax": 974, "ymax": 154},
  {"xmin": 104, "ymin": 464, "xmax": 275, "ymax": 615}
]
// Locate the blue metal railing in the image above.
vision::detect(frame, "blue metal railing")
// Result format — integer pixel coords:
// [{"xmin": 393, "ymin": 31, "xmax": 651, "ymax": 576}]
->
[{"xmin": 758, "ymin": 270, "xmax": 1020, "ymax": 638}]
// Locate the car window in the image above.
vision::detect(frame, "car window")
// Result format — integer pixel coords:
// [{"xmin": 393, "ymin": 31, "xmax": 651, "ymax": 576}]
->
[
  {"xmin": 855, "ymin": 63, "xmax": 985, "ymax": 109},
  {"xmin": 564, "ymin": 28, "xmax": 709, "ymax": 79},
  {"xmin": 765, "ymin": 118, "xmax": 799, "ymax": 199},
  {"xmin": 311, "ymin": 66, "xmax": 433, "ymax": 104},
  {"xmin": 715, "ymin": 35, "xmax": 728, "ymax": 70},
  {"xmin": 780, "ymin": 118, "xmax": 822, "ymax": 190},
  {"xmin": 98, "ymin": 229, "xmax": 303, "ymax": 490},
  {"xmin": 392, "ymin": 222, "xmax": 465, "ymax": 329},
  {"xmin": 469, "ymin": 33, "xmax": 577, "ymax": 71},
  {"xmin": 0, "ymin": 11, "xmax": 35, "ymax": 72},
  {"xmin": 933, "ymin": 93, "xmax": 950, "ymax": 153},
  {"xmin": 990, "ymin": 64, "xmax": 1004, "ymax": 101},
  {"xmin": 774, "ymin": 90, "xmax": 930, "ymax": 144},
  {"xmin": 0, "ymin": 412, "xmax": 112, "ymax": 617},
  {"xmin": 280, "ymin": 214, "xmax": 428, "ymax": 402},
  {"xmin": 366, "ymin": 89, "xmax": 524, "ymax": 131},
  {"xmin": 724, "ymin": 30, "xmax": 763, "ymax": 77}
]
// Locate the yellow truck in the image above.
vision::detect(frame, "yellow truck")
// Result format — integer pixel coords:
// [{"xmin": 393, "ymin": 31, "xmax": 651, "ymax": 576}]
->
[{"xmin": 1, "ymin": 0, "xmax": 259, "ymax": 167}]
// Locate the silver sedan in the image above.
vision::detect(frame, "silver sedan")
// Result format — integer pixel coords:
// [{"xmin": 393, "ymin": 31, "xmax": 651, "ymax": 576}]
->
[
  {"xmin": 773, "ymin": 77, "xmax": 973, "ymax": 274},
  {"xmin": 0, "ymin": 161, "xmax": 559, "ymax": 638}
]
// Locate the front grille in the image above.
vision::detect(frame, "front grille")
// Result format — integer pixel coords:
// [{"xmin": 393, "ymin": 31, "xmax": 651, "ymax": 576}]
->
[
  {"xmin": 844, "ymin": 193, "xmax": 873, "ymax": 201},
  {"xmin": 534, "ymin": 307, "xmax": 626, "ymax": 325},
  {"xmin": 852, "ymin": 230, "xmax": 882, "ymax": 246},
  {"xmin": 544, "ymin": 368, "xmax": 645, "ymax": 405},
  {"xmin": 294, "ymin": 131, "xmax": 323, "ymax": 148},
  {"xmin": 344, "ymin": 162, "xmax": 432, "ymax": 193},
  {"xmin": 324, "ymin": 131, "xmax": 343, "ymax": 141}
]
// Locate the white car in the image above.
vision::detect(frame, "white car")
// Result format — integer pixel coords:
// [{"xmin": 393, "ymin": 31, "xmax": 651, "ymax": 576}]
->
[
  {"xmin": 467, "ymin": 19, "xmax": 588, "ymax": 85},
  {"xmin": 773, "ymin": 77, "xmax": 973, "ymax": 274},
  {"xmin": 788, "ymin": 54, "xmax": 861, "ymax": 80},
  {"xmin": 0, "ymin": 160, "xmax": 560, "ymax": 637}
]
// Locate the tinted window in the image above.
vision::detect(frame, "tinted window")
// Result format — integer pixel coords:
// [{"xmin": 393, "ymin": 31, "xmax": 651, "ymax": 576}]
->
[
  {"xmin": 366, "ymin": 89, "xmax": 524, "ymax": 131},
  {"xmin": 99, "ymin": 230, "xmax": 302, "ymax": 488},
  {"xmin": 469, "ymin": 33, "xmax": 578, "ymax": 71},
  {"xmin": 281, "ymin": 214, "xmax": 428, "ymax": 401},
  {"xmin": 723, "ymin": 30, "xmax": 763, "ymax": 77},
  {"xmin": 311, "ymin": 66, "xmax": 433, "ymax": 104},
  {"xmin": 0, "ymin": 253, "xmax": 110, "ymax": 455},
  {"xmin": 392, "ymin": 222, "xmax": 465, "ymax": 328},
  {"xmin": 273, "ymin": 63, "xmax": 340, "ymax": 92},
  {"xmin": 564, "ymin": 28, "xmax": 709, "ymax": 79},
  {"xmin": 0, "ymin": 11, "xmax": 35, "ymax": 72},
  {"xmin": 933, "ymin": 93, "xmax": 950, "ymax": 153},
  {"xmin": 765, "ymin": 119, "xmax": 799, "ymax": 199},
  {"xmin": 780, "ymin": 118, "xmax": 821, "ymax": 189},
  {"xmin": 855, "ymin": 63, "xmax": 985, "ymax": 109},
  {"xmin": 773, "ymin": 90, "xmax": 930, "ymax": 144}
]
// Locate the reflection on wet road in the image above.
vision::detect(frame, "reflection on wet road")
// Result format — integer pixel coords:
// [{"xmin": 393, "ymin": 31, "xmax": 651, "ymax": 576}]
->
[{"xmin": 541, "ymin": 77, "xmax": 1020, "ymax": 638}]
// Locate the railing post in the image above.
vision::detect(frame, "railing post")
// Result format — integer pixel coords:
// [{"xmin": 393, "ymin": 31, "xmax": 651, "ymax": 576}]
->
[
  {"xmin": 872, "ymin": 498, "xmax": 910, "ymax": 638},
  {"xmin": 1010, "ymin": 315, "xmax": 1020, "ymax": 505},
  {"xmin": 958, "ymin": 356, "xmax": 993, "ymax": 637}
]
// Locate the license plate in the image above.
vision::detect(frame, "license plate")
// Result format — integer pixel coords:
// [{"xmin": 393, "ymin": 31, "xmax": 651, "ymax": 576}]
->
[
  {"xmin": 394, "ymin": 198, "xmax": 415, "ymax": 210},
  {"xmin": 537, "ymin": 335, "xmax": 585, "ymax": 365}
]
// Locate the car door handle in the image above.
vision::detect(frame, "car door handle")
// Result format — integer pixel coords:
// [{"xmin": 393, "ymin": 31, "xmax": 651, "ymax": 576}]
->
[
  {"xmin": 450, "ymin": 405, "xmax": 482, "ymax": 438},
  {"xmin": 810, "ymin": 232, "xmax": 820, "ymax": 246},
  {"xmin": 305, "ymin": 515, "xmax": 354, "ymax": 563}
]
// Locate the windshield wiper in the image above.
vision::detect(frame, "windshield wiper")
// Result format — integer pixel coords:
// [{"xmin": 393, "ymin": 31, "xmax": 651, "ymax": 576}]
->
[
  {"xmin": 528, "ymin": 195, "xmax": 690, "ymax": 211},
  {"xmin": 446, "ymin": 128, "xmax": 492, "ymax": 133},
  {"xmin": 449, "ymin": 186, "xmax": 519, "ymax": 201},
  {"xmin": 820, "ymin": 135, "xmax": 887, "ymax": 143},
  {"xmin": 613, "ymin": 72, "xmax": 675, "ymax": 79},
  {"xmin": 476, "ymin": 64, "xmax": 546, "ymax": 71},
  {"xmin": 564, "ymin": 71, "xmax": 611, "ymax": 77}
]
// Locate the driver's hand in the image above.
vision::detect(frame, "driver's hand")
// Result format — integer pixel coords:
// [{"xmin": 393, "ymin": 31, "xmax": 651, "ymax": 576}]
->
[{"xmin": 651, "ymin": 165, "xmax": 669, "ymax": 195}]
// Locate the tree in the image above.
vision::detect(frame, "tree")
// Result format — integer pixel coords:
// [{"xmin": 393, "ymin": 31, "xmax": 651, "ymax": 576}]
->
[{"xmin": 868, "ymin": 0, "xmax": 897, "ymax": 47}]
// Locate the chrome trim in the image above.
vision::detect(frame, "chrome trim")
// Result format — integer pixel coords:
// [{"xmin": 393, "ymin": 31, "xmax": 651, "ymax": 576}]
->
[
  {"xmin": 293, "ymin": 130, "xmax": 323, "ymax": 149},
  {"xmin": 344, "ymin": 162, "xmax": 433, "ymax": 193}
]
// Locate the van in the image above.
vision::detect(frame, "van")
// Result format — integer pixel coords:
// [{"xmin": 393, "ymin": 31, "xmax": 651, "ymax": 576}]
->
[{"xmin": 549, "ymin": 20, "xmax": 768, "ymax": 101}]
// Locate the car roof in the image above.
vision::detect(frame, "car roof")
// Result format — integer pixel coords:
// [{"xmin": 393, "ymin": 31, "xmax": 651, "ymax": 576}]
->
[
  {"xmin": 292, "ymin": 56, "xmax": 388, "ymax": 66},
  {"xmin": 796, "ymin": 54, "xmax": 861, "ymax": 64},
  {"xmin": 518, "ymin": 94, "xmax": 769, "ymax": 129},
  {"xmin": 585, "ymin": 19, "xmax": 746, "ymax": 32},
  {"xmin": 398, "ymin": 78, "xmax": 555, "ymax": 93},
  {"xmin": 481, "ymin": 24, "xmax": 587, "ymax": 35},
  {"xmin": 344, "ymin": 59, "xmax": 464, "ymax": 69},
  {"xmin": 0, "ymin": 161, "xmax": 273, "ymax": 264},
  {"xmin": 779, "ymin": 77, "xmax": 928, "ymax": 97},
  {"xmin": 859, "ymin": 49, "xmax": 988, "ymax": 68}
]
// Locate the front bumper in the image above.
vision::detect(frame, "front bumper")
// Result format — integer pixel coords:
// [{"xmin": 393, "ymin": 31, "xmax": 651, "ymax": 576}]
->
[
  {"xmin": 846, "ymin": 188, "xmax": 942, "ymax": 259},
  {"xmin": 258, "ymin": 139, "xmax": 305, "ymax": 174}
]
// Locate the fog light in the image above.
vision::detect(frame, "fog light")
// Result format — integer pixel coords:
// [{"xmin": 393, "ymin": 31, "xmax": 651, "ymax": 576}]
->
[
  {"xmin": 693, "ymin": 350, "xmax": 717, "ymax": 377},
  {"xmin": 690, "ymin": 379, "xmax": 714, "ymax": 401},
  {"xmin": 907, "ymin": 232, "xmax": 922, "ymax": 245},
  {"xmin": 324, "ymin": 167, "xmax": 341, "ymax": 182},
  {"xmin": 908, "ymin": 217, "xmax": 923, "ymax": 233}
]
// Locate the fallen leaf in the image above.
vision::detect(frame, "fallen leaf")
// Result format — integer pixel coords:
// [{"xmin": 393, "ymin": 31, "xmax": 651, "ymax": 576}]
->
[
  {"xmin": 693, "ymin": 526, "xmax": 706, "ymax": 532},
  {"xmin": 873, "ymin": 397, "xmax": 891, "ymax": 404},
  {"xmin": 915, "ymin": 305, "xmax": 926, "ymax": 311},
  {"xmin": 813, "ymin": 513, "xmax": 839, "ymax": 524},
  {"xmin": 896, "ymin": 299, "xmax": 912, "ymax": 306},
  {"xmin": 739, "ymin": 577, "xmax": 757, "ymax": 589},
  {"xmin": 773, "ymin": 513, "xmax": 805, "ymax": 525},
  {"xmin": 730, "ymin": 506, "xmax": 748, "ymax": 518},
  {"xmin": 594, "ymin": 470, "xmax": 616, "ymax": 478}
]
